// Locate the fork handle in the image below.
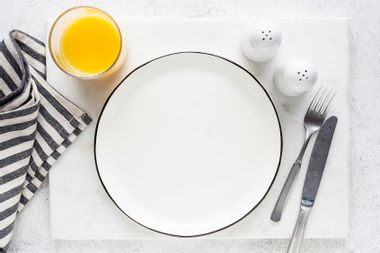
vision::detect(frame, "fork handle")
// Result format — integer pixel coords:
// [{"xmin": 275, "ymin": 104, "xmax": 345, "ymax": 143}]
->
[
  {"xmin": 270, "ymin": 161, "xmax": 301, "ymax": 222},
  {"xmin": 270, "ymin": 131, "xmax": 312, "ymax": 222}
]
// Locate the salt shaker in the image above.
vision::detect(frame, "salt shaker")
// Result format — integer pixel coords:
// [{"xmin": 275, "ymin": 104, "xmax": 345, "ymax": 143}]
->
[
  {"xmin": 240, "ymin": 22, "xmax": 282, "ymax": 62},
  {"xmin": 274, "ymin": 59, "xmax": 317, "ymax": 96}
]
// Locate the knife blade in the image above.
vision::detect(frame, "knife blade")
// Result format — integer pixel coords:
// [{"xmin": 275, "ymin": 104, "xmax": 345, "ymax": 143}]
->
[
  {"xmin": 301, "ymin": 115, "xmax": 338, "ymax": 207},
  {"xmin": 287, "ymin": 116, "xmax": 338, "ymax": 253}
]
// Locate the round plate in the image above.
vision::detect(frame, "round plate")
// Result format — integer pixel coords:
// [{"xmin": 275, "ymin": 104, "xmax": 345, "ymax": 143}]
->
[{"xmin": 95, "ymin": 52, "xmax": 282, "ymax": 237}]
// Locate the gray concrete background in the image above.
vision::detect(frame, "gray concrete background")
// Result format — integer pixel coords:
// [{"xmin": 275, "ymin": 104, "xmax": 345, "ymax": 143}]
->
[{"xmin": 0, "ymin": 0, "xmax": 379, "ymax": 252}]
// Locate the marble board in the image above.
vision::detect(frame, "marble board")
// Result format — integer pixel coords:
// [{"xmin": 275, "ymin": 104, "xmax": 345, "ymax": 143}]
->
[{"xmin": 46, "ymin": 18, "xmax": 350, "ymax": 240}]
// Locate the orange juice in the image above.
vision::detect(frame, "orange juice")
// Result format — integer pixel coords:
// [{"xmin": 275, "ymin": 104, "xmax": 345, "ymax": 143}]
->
[{"xmin": 60, "ymin": 15, "xmax": 121, "ymax": 75}]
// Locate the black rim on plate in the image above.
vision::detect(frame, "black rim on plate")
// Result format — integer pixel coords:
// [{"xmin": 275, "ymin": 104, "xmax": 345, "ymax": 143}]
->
[{"xmin": 94, "ymin": 51, "xmax": 283, "ymax": 237}]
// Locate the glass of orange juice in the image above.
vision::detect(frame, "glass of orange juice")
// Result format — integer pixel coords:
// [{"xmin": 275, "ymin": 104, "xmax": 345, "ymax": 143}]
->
[{"xmin": 49, "ymin": 6, "xmax": 123, "ymax": 79}]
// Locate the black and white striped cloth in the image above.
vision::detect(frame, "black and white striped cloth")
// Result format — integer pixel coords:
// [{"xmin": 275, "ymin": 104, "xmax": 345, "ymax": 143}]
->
[{"xmin": 0, "ymin": 30, "xmax": 91, "ymax": 251}]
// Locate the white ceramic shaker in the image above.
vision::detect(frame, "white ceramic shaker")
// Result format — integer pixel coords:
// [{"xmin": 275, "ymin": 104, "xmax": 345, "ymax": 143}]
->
[
  {"xmin": 274, "ymin": 59, "xmax": 318, "ymax": 96},
  {"xmin": 240, "ymin": 22, "xmax": 282, "ymax": 62}
]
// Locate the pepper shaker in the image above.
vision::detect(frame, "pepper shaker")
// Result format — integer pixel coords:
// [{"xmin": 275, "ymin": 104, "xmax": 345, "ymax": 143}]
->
[{"xmin": 274, "ymin": 59, "xmax": 317, "ymax": 96}]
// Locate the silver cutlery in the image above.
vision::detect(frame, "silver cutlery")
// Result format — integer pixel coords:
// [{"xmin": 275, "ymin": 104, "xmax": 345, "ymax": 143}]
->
[
  {"xmin": 287, "ymin": 116, "xmax": 338, "ymax": 253},
  {"xmin": 271, "ymin": 86, "xmax": 335, "ymax": 222}
]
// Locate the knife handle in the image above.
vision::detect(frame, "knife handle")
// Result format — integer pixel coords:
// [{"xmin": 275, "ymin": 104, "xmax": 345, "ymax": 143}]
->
[{"xmin": 287, "ymin": 204, "xmax": 311, "ymax": 253}]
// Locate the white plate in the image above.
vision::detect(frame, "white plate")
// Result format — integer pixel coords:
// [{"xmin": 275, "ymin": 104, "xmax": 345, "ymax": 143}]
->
[{"xmin": 95, "ymin": 52, "xmax": 282, "ymax": 237}]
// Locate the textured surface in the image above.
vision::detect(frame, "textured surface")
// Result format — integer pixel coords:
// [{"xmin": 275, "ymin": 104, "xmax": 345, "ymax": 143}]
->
[{"xmin": 0, "ymin": 0, "xmax": 379, "ymax": 252}]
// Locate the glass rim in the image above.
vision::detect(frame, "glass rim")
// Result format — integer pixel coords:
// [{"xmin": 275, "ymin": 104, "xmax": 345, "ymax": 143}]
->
[{"xmin": 48, "ymin": 6, "xmax": 123, "ymax": 79}]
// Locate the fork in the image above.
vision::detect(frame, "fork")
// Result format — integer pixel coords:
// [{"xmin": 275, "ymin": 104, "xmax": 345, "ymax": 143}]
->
[{"xmin": 271, "ymin": 86, "xmax": 335, "ymax": 222}]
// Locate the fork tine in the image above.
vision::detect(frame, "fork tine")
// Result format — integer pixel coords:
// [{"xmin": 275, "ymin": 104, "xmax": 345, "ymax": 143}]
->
[
  {"xmin": 314, "ymin": 86, "xmax": 328, "ymax": 113},
  {"xmin": 317, "ymin": 88, "xmax": 332, "ymax": 114},
  {"xmin": 308, "ymin": 86, "xmax": 324, "ymax": 112},
  {"xmin": 321, "ymin": 89, "xmax": 336, "ymax": 116}
]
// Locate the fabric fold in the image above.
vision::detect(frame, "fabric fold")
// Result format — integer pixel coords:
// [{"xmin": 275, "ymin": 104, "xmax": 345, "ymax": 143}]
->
[{"xmin": 0, "ymin": 30, "xmax": 91, "ymax": 251}]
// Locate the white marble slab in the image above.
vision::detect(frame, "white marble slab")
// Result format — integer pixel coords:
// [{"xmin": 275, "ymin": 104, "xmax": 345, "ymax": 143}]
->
[{"xmin": 47, "ymin": 18, "xmax": 349, "ymax": 240}]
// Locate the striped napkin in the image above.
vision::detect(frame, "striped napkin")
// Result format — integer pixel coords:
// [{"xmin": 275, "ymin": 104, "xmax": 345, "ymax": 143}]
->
[{"xmin": 0, "ymin": 30, "xmax": 91, "ymax": 251}]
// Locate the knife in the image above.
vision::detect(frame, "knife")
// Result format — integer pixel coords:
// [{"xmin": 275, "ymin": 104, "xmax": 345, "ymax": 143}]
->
[{"xmin": 287, "ymin": 116, "xmax": 338, "ymax": 253}]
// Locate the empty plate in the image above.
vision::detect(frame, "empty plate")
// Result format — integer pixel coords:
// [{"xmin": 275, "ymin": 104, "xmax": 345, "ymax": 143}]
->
[{"xmin": 95, "ymin": 52, "xmax": 282, "ymax": 237}]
